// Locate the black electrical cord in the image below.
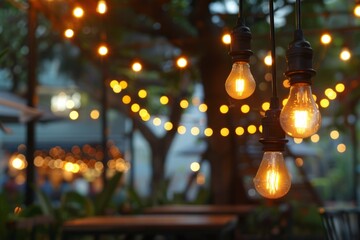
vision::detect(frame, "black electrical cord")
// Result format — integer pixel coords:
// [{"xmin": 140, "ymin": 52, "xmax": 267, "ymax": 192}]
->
[
  {"xmin": 296, "ymin": 0, "xmax": 301, "ymax": 30},
  {"xmin": 269, "ymin": 0, "xmax": 279, "ymax": 108}
]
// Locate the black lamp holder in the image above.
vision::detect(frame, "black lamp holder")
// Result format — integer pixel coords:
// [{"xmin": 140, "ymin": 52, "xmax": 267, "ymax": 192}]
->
[
  {"xmin": 259, "ymin": 0, "xmax": 288, "ymax": 152},
  {"xmin": 229, "ymin": 1, "xmax": 253, "ymax": 63}
]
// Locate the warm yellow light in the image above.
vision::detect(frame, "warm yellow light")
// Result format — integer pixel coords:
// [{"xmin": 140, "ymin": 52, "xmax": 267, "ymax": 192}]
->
[
  {"xmin": 110, "ymin": 80, "xmax": 118, "ymax": 88},
  {"xmin": 112, "ymin": 85, "xmax": 122, "ymax": 93},
  {"xmin": 122, "ymin": 95, "xmax": 131, "ymax": 104},
  {"xmin": 253, "ymin": 152, "xmax": 291, "ymax": 199},
  {"xmin": 295, "ymin": 158, "xmax": 304, "ymax": 167},
  {"xmin": 293, "ymin": 138, "xmax": 303, "ymax": 144},
  {"xmin": 131, "ymin": 103, "xmax": 140, "ymax": 113},
  {"xmin": 191, "ymin": 127, "xmax": 200, "ymax": 136},
  {"xmin": 160, "ymin": 96, "xmax": 169, "ymax": 105},
  {"xmin": 138, "ymin": 89, "xmax": 147, "ymax": 98},
  {"xmin": 280, "ymin": 84, "xmax": 321, "ymax": 138},
  {"xmin": 335, "ymin": 83, "xmax": 345, "ymax": 93},
  {"xmin": 69, "ymin": 110, "xmax": 79, "ymax": 120},
  {"xmin": 96, "ymin": 0, "xmax": 107, "ymax": 14},
  {"xmin": 204, "ymin": 128, "xmax": 213, "ymax": 137},
  {"xmin": 142, "ymin": 114, "xmax": 151, "ymax": 122},
  {"xmin": 64, "ymin": 28, "xmax": 74, "ymax": 38},
  {"xmin": 247, "ymin": 125, "xmax": 257, "ymax": 134},
  {"xmin": 164, "ymin": 122, "xmax": 173, "ymax": 131},
  {"xmin": 325, "ymin": 88, "xmax": 337, "ymax": 100},
  {"xmin": 222, "ymin": 33, "xmax": 231, "ymax": 45},
  {"xmin": 259, "ymin": 125, "xmax": 263, "ymax": 133},
  {"xmin": 264, "ymin": 54, "xmax": 272, "ymax": 66},
  {"xmin": 330, "ymin": 130, "xmax": 340, "ymax": 140},
  {"xmin": 132, "ymin": 62, "xmax": 142, "ymax": 72},
  {"xmin": 219, "ymin": 105, "xmax": 229, "ymax": 114},
  {"xmin": 11, "ymin": 155, "xmax": 26, "ymax": 170},
  {"xmin": 235, "ymin": 126, "xmax": 245, "ymax": 136},
  {"xmin": 225, "ymin": 62, "xmax": 256, "ymax": 100},
  {"xmin": 340, "ymin": 48, "xmax": 351, "ymax": 61},
  {"xmin": 283, "ymin": 79, "xmax": 290, "ymax": 88},
  {"xmin": 311, "ymin": 134, "xmax": 320, "ymax": 143},
  {"xmin": 320, "ymin": 33, "xmax": 332, "ymax": 45},
  {"xmin": 139, "ymin": 109, "xmax": 148, "ymax": 118},
  {"xmin": 262, "ymin": 102, "xmax": 270, "ymax": 111},
  {"xmin": 73, "ymin": 7, "xmax": 84, "ymax": 18},
  {"xmin": 198, "ymin": 103, "xmax": 208, "ymax": 112},
  {"xmin": 180, "ymin": 99, "xmax": 189, "ymax": 109},
  {"xmin": 196, "ymin": 173, "xmax": 206, "ymax": 185},
  {"xmin": 119, "ymin": 80, "xmax": 128, "ymax": 89},
  {"xmin": 90, "ymin": 109, "xmax": 100, "ymax": 119},
  {"xmin": 177, "ymin": 125, "xmax": 186, "ymax": 134},
  {"xmin": 190, "ymin": 162, "xmax": 200, "ymax": 172},
  {"xmin": 354, "ymin": 4, "xmax": 360, "ymax": 17},
  {"xmin": 153, "ymin": 117, "xmax": 161, "ymax": 126},
  {"xmin": 98, "ymin": 45, "xmax": 108, "ymax": 56},
  {"xmin": 282, "ymin": 98, "xmax": 288, "ymax": 107},
  {"xmin": 220, "ymin": 128, "xmax": 229, "ymax": 137},
  {"xmin": 320, "ymin": 99, "xmax": 330, "ymax": 108},
  {"xmin": 241, "ymin": 104, "xmax": 250, "ymax": 114},
  {"xmin": 337, "ymin": 143, "xmax": 346, "ymax": 153},
  {"xmin": 176, "ymin": 57, "xmax": 188, "ymax": 68}
]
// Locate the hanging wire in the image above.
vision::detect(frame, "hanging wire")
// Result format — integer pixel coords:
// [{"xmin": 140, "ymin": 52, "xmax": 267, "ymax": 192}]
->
[
  {"xmin": 238, "ymin": 0, "xmax": 244, "ymax": 23},
  {"xmin": 296, "ymin": 0, "xmax": 301, "ymax": 30},
  {"xmin": 269, "ymin": 0, "xmax": 278, "ymax": 103}
]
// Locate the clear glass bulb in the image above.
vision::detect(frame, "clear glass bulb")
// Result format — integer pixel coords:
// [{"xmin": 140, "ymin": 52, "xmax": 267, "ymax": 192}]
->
[
  {"xmin": 253, "ymin": 151, "xmax": 291, "ymax": 199},
  {"xmin": 225, "ymin": 61, "xmax": 255, "ymax": 99},
  {"xmin": 280, "ymin": 83, "xmax": 321, "ymax": 138}
]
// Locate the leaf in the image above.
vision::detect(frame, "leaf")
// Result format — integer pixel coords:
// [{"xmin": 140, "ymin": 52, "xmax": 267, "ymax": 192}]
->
[{"xmin": 34, "ymin": 187, "xmax": 54, "ymax": 216}]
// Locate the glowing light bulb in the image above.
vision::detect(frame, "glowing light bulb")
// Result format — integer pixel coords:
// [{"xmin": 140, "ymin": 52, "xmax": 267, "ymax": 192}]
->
[
  {"xmin": 225, "ymin": 61, "xmax": 255, "ymax": 99},
  {"xmin": 354, "ymin": 3, "xmax": 360, "ymax": 17},
  {"xmin": 280, "ymin": 83, "xmax": 321, "ymax": 138},
  {"xmin": 253, "ymin": 151, "xmax": 291, "ymax": 199}
]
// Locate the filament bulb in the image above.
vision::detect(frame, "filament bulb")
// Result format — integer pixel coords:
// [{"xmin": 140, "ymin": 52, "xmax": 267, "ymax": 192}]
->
[{"xmin": 225, "ymin": 61, "xmax": 255, "ymax": 99}]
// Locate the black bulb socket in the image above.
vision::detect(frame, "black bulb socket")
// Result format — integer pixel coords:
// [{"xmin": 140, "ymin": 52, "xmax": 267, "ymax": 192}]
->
[{"xmin": 229, "ymin": 18, "xmax": 253, "ymax": 63}]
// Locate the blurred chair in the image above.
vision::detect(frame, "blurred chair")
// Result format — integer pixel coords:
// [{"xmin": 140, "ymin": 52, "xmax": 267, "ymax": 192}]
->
[{"xmin": 319, "ymin": 207, "xmax": 360, "ymax": 240}]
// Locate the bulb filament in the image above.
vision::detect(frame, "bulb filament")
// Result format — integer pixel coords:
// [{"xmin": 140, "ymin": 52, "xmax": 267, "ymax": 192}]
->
[
  {"xmin": 266, "ymin": 168, "xmax": 280, "ymax": 195},
  {"xmin": 294, "ymin": 110, "xmax": 308, "ymax": 134},
  {"xmin": 235, "ymin": 79, "xmax": 245, "ymax": 96}
]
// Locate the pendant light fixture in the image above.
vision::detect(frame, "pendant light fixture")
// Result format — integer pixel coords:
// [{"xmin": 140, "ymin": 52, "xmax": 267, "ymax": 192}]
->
[
  {"xmin": 253, "ymin": 0, "xmax": 291, "ymax": 199},
  {"xmin": 280, "ymin": 0, "xmax": 321, "ymax": 139},
  {"xmin": 225, "ymin": 0, "xmax": 256, "ymax": 100}
]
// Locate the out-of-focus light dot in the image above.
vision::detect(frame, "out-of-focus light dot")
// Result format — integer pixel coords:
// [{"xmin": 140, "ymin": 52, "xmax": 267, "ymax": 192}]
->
[
  {"xmin": 325, "ymin": 88, "xmax": 337, "ymax": 100},
  {"xmin": 335, "ymin": 83, "xmax": 345, "ymax": 93},
  {"xmin": 131, "ymin": 103, "xmax": 140, "ymax": 113},
  {"xmin": 11, "ymin": 156, "xmax": 26, "ymax": 170},
  {"xmin": 311, "ymin": 134, "xmax": 320, "ymax": 143},
  {"xmin": 190, "ymin": 162, "xmax": 200, "ymax": 172},
  {"xmin": 320, "ymin": 33, "xmax": 332, "ymax": 45},
  {"xmin": 222, "ymin": 33, "xmax": 231, "ymax": 45},
  {"xmin": 73, "ymin": 7, "xmax": 84, "ymax": 18},
  {"xmin": 247, "ymin": 125, "xmax": 257, "ymax": 134},
  {"xmin": 153, "ymin": 117, "xmax": 161, "ymax": 126},
  {"xmin": 141, "ymin": 113, "xmax": 151, "ymax": 122},
  {"xmin": 196, "ymin": 173, "xmax": 205, "ymax": 185},
  {"xmin": 262, "ymin": 102, "xmax": 270, "ymax": 111},
  {"xmin": 66, "ymin": 100, "xmax": 75, "ymax": 109},
  {"xmin": 69, "ymin": 110, "xmax": 79, "ymax": 120},
  {"xmin": 312, "ymin": 94, "xmax": 317, "ymax": 102},
  {"xmin": 176, "ymin": 57, "xmax": 188, "ymax": 68},
  {"xmin": 204, "ymin": 128, "xmax": 213, "ymax": 137},
  {"xmin": 164, "ymin": 122, "xmax": 173, "ymax": 131},
  {"xmin": 283, "ymin": 79, "xmax": 290, "ymax": 88},
  {"xmin": 122, "ymin": 95, "xmax": 131, "ymax": 104},
  {"xmin": 90, "ymin": 109, "xmax": 100, "ymax": 120},
  {"xmin": 180, "ymin": 99, "xmax": 189, "ymax": 109},
  {"xmin": 235, "ymin": 126, "xmax": 244, "ymax": 136},
  {"xmin": 132, "ymin": 62, "xmax": 142, "ymax": 72},
  {"xmin": 64, "ymin": 28, "xmax": 74, "ymax": 38},
  {"xmin": 98, "ymin": 45, "xmax": 108, "ymax": 56},
  {"xmin": 241, "ymin": 104, "xmax": 250, "ymax": 114},
  {"xmin": 340, "ymin": 48, "xmax": 351, "ymax": 61},
  {"xmin": 138, "ymin": 89, "xmax": 147, "ymax": 98},
  {"xmin": 139, "ymin": 109, "xmax": 148, "ymax": 118},
  {"xmin": 282, "ymin": 98, "xmax": 288, "ymax": 107},
  {"xmin": 119, "ymin": 80, "xmax": 128, "ymax": 89},
  {"xmin": 110, "ymin": 80, "xmax": 118, "ymax": 88},
  {"xmin": 337, "ymin": 143, "xmax": 346, "ymax": 153},
  {"xmin": 177, "ymin": 125, "xmax": 186, "ymax": 134},
  {"xmin": 199, "ymin": 103, "xmax": 208, "ymax": 112},
  {"xmin": 320, "ymin": 99, "xmax": 330, "ymax": 108},
  {"xmin": 96, "ymin": 0, "xmax": 107, "ymax": 14},
  {"xmin": 191, "ymin": 127, "xmax": 200, "ymax": 136},
  {"xmin": 330, "ymin": 130, "xmax": 340, "ymax": 140},
  {"xmin": 354, "ymin": 4, "xmax": 360, "ymax": 17},
  {"xmin": 295, "ymin": 157, "xmax": 304, "ymax": 167},
  {"xmin": 294, "ymin": 138, "xmax": 303, "ymax": 144},
  {"xmin": 264, "ymin": 54, "xmax": 272, "ymax": 66},
  {"xmin": 160, "ymin": 96, "xmax": 169, "ymax": 105},
  {"xmin": 258, "ymin": 125, "xmax": 263, "ymax": 133},
  {"xmin": 220, "ymin": 128, "xmax": 229, "ymax": 137},
  {"xmin": 113, "ymin": 85, "xmax": 122, "ymax": 93},
  {"xmin": 219, "ymin": 105, "xmax": 229, "ymax": 114}
]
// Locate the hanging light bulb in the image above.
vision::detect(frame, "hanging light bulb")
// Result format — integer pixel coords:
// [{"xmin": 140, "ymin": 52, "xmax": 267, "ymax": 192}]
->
[
  {"xmin": 254, "ymin": 151, "xmax": 291, "ymax": 199},
  {"xmin": 225, "ymin": 62, "xmax": 255, "ymax": 99},
  {"xmin": 280, "ymin": 28, "xmax": 321, "ymax": 138},
  {"xmin": 354, "ymin": 1, "xmax": 360, "ymax": 17},
  {"xmin": 225, "ymin": 0, "xmax": 255, "ymax": 100},
  {"xmin": 280, "ymin": 83, "xmax": 321, "ymax": 138}
]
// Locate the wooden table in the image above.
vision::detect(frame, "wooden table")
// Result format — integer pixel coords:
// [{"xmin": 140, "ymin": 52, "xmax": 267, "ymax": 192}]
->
[{"xmin": 62, "ymin": 214, "xmax": 237, "ymax": 240}]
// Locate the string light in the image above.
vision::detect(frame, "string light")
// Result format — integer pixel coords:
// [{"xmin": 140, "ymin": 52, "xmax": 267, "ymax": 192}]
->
[
  {"xmin": 340, "ymin": 48, "xmax": 351, "ymax": 61},
  {"xmin": 73, "ymin": 6, "xmax": 84, "ymax": 18},
  {"xmin": 222, "ymin": 33, "xmax": 231, "ymax": 45},
  {"xmin": 320, "ymin": 33, "xmax": 332, "ymax": 45},
  {"xmin": 96, "ymin": 0, "xmax": 107, "ymax": 14},
  {"xmin": 64, "ymin": 28, "xmax": 74, "ymax": 38},
  {"xmin": 354, "ymin": 2, "xmax": 360, "ymax": 17},
  {"xmin": 132, "ymin": 62, "xmax": 142, "ymax": 72},
  {"xmin": 264, "ymin": 53, "xmax": 272, "ymax": 66},
  {"xmin": 98, "ymin": 44, "xmax": 108, "ymax": 56},
  {"xmin": 176, "ymin": 57, "xmax": 188, "ymax": 68}
]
